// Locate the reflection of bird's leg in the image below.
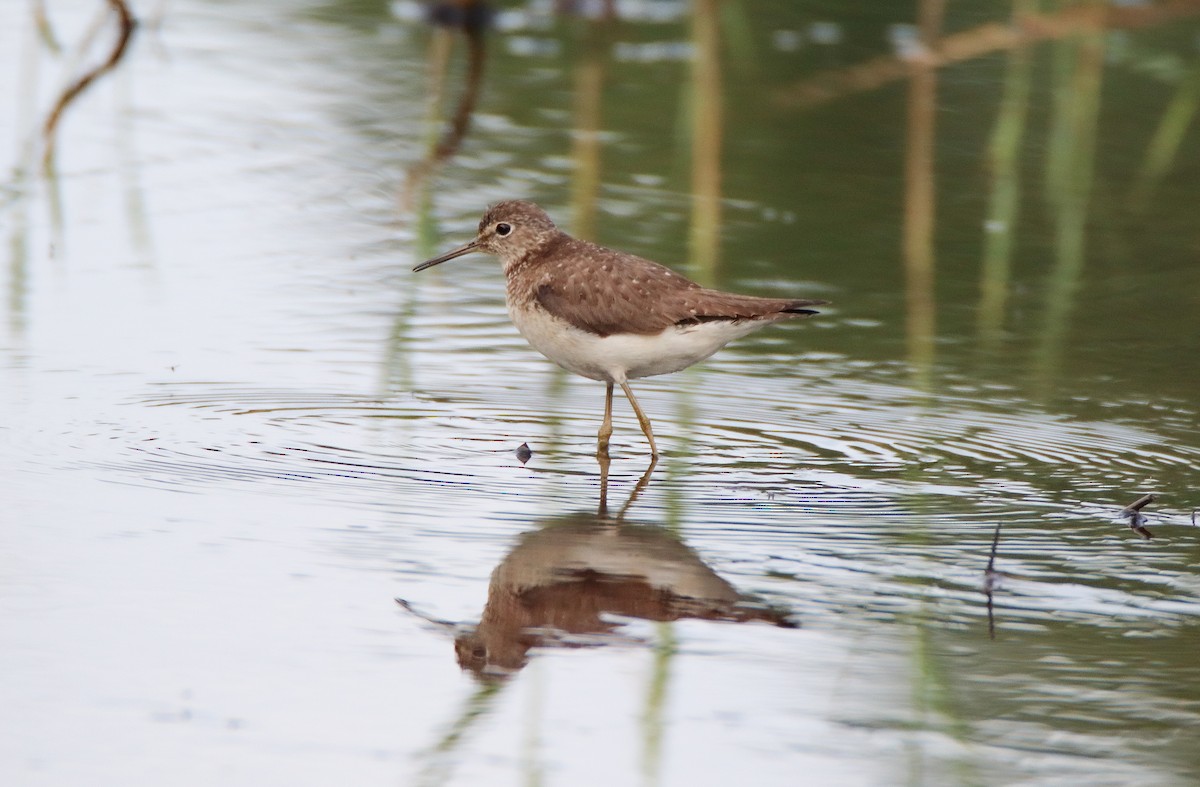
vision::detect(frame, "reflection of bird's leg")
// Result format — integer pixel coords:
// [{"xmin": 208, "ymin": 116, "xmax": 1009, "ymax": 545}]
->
[
  {"xmin": 597, "ymin": 381, "xmax": 614, "ymax": 456},
  {"xmin": 619, "ymin": 381, "xmax": 658, "ymax": 458},
  {"xmin": 616, "ymin": 455, "xmax": 658, "ymax": 522},
  {"xmin": 597, "ymin": 448, "xmax": 612, "ymax": 518}
]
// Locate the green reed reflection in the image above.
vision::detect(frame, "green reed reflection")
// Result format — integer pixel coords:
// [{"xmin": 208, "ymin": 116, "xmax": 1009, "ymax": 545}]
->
[
  {"xmin": 1034, "ymin": 6, "xmax": 1106, "ymax": 393},
  {"xmin": 978, "ymin": 0, "xmax": 1036, "ymax": 347},
  {"xmin": 1131, "ymin": 58, "xmax": 1200, "ymax": 209},
  {"xmin": 414, "ymin": 679, "xmax": 506, "ymax": 787},
  {"xmin": 687, "ymin": 0, "xmax": 724, "ymax": 284},
  {"xmin": 569, "ymin": 19, "xmax": 612, "ymax": 242},
  {"xmin": 641, "ymin": 622, "xmax": 676, "ymax": 787}
]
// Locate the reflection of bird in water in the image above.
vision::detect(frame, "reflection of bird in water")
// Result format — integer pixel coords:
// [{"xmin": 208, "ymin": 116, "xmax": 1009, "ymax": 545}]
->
[
  {"xmin": 453, "ymin": 513, "xmax": 796, "ymax": 677},
  {"xmin": 398, "ymin": 460, "xmax": 796, "ymax": 679}
]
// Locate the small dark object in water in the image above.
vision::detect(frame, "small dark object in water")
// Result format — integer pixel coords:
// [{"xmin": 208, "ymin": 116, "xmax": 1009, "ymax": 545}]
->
[
  {"xmin": 516, "ymin": 442, "xmax": 533, "ymax": 464},
  {"xmin": 1120, "ymin": 493, "xmax": 1156, "ymax": 540},
  {"xmin": 982, "ymin": 522, "xmax": 1002, "ymax": 640}
]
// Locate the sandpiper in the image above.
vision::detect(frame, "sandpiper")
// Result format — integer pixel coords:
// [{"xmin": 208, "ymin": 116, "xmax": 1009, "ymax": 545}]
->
[{"xmin": 414, "ymin": 200, "xmax": 827, "ymax": 457}]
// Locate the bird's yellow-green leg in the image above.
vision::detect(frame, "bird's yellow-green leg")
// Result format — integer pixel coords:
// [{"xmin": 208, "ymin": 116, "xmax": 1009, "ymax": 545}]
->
[
  {"xmin": 619, "ymin": 381, "xmax": 659, "ymax": 458},
  {"xmin": 597, "ymin": 382, "xmax": 615, "ymax": 456}
]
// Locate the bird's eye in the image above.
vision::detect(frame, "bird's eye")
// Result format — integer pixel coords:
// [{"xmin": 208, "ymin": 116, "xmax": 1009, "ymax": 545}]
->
[{"xmin": 495, "ymin": 223, "xmax": 512, "ymax": 237}]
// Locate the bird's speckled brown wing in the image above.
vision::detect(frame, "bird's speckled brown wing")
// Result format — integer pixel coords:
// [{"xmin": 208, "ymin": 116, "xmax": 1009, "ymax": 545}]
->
[{"xmin": 524, "ymin": 235, "xmax": 825, "ymax": 337}]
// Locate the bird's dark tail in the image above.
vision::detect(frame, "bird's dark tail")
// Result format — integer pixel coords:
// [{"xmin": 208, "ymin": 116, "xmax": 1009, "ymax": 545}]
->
[{"xmin": 783, "ymin": 299, "xmax": 829, "ymax": 316}]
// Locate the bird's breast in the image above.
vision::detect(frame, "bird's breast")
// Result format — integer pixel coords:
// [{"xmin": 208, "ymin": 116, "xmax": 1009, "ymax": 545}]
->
[{"xmin": 505, "ymin": 295, "xmax": 775, "ymax": 383}]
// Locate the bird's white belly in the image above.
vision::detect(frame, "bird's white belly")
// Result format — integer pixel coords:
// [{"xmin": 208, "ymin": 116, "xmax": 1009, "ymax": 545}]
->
[{"xmin": 509, "ymin": 303, "xmax": 769, "ymax": 383}]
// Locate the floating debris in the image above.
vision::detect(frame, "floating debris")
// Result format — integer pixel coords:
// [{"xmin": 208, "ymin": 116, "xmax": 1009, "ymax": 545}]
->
[
  {"xmin": 1121, "ymin": 493, "xmax": 1157, "ymax": 516},
  {"xmin": 516, "ymin": 442, "xmax": 532, "ymax": 464},
  {"xmin": 1120, "ymin": 493, "xmax": 1156, "ymax": 540}
]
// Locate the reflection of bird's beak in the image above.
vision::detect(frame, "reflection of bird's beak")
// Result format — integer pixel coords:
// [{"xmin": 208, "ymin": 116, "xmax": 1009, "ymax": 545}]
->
[{"xmin": 413, "ymin": 239, "xmax": 481, "ymax": 272}]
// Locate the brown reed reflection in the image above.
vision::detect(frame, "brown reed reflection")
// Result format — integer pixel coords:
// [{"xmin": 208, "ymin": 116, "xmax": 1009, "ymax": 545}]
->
[
  {"xmin": 400, "ymin": 1, "xmax": 491, "ymax": 213},
  {"xmin": 903, "ymin": 0, "xmax": 943, "ymax": 386},
  {"xmin": 568, "ymin": 14, "xmax": 615, "ymax": 240},
  {"xmin": 40, "ymin": 0, "xmax": 137, "ymax": 170},
  {"xmin": 776, "ymin": 1, "xmax": 1200, "ymax": 110},
  {"xmin": 688, "ymin": 0, "xmax": 723, "ymax": 282},
  {"xmin": 417, "ymin": 463, "xmax": 795, "ymax": 681}
]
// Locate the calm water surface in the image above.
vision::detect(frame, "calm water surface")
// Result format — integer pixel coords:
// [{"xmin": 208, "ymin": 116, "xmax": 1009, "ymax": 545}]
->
[{"xmin": 2, "ymin": 1, "xmax": 1199, "ymax": 785}]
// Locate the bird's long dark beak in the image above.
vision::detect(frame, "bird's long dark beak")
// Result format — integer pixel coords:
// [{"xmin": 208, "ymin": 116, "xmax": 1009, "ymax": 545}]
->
[{"xmin": 413, "ymin": 239, "xmax": 481, "ymax": 272}]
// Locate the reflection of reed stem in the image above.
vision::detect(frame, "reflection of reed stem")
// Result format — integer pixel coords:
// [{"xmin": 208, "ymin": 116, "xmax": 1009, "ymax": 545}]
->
[
  {"xmin": 401, "ymin": 23, "xmax": 487, "ymax": 213},
  {"xmin": 640, "ymin": 623, "xmax": 676, "ymax": 787},
  {"xmin": 387, "ymin": 29, "xmax": 454, "ymax": 395},
  {"xmin": 381, "ymin": 291, "xmax": 417, "ymax": 396},
  {"xmin": 33, "ymin": 0, "xmax": 62, "ymax": 52},
  {"xmin": 1043, "ymin": 17, "xmax": 1077, "ymax": 209},
  {"xmin": 687, "ymin": 0, "xmax": 722, "ymax": 284},
  {"xmin": 409, "ymin": 27, "xmax": 453, "ymax": 234},
  {"xmin": 1130, "ymin": 60, "xmax": 1200, "ymax": 210},
  {"xmin": 41, "ymin": 0, "xmax": 137, "ymax": 170},
  {"xmin": 520, "ymin": 666, "xmax": 545, "ymax": 787},
  {"xmin": 7, "ymin": 200, "xmax": 30, "ymax": 339},
  {"xmin": 425, "ymin": 29, "xmax": 455, "ymax": 148},
  {"xmin": 903, "ymin": 0, "xmax": 944, "ymax": 387},
  {"xmin": 570, "ymin": 26, "xmax": 608, "ymax": 241},
  {"xmin": 415, "ymin": 680, "xmax": 505, "ymax": 787},
  {"xmin": 978, "ymin": 0, "xmax": 1035, "ymax": 345},
  {"xmin": 8, "ymin": 9, "xmax": 42, "ymax": 339},
  {"xmin": 909, "ymin": 618, "xmax": 979, "ymax": 785},
  {"xmin": 115, "ymin": 67, "xmax": 154, "ymax": 268},
  {"xmin": 1034, "ymin": 8, "xmax": 1105, "ymax": 393}
]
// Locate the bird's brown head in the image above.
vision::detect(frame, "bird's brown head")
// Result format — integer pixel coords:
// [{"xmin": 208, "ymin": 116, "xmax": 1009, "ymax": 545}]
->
[{"xmin": 413, "ymin": 200, "xmax": 560, "ymax": 273}]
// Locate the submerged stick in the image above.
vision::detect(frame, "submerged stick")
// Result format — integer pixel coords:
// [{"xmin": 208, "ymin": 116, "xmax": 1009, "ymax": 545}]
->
[{"xmin": 41, "ymin": 0, "xmax": 138, "ymax": 168}]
